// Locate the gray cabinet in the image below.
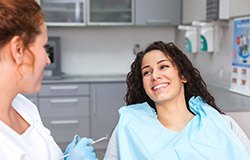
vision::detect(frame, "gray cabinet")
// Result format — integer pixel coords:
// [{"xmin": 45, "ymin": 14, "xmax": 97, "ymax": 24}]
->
[
  {"xmin": 39, "ymin": 0, "xmax": 87, "ymax": 26},
  {"xmin": 39, "ymin": 0, "xmax": 133, "ymax": 26},
  {"xmin": 90, "ymin": 82, "xmax": 126, "ymax": 149},
  {"xmin": 36, "ymin": 80, "xmax": 126, "ymax": 150},
  {"xmin": 38, "ymin": 83, "xmax": 90, "ymax": 149},
  {"xmin": 135, "ymin": 0, "xmax": 181, "ymax": 26},
  {"xmin": 182, "ymin": 0, "xmax": 206, "ymax": 24},
  {"xmin": 38, "ymin": 0, "xmax": 181, "ymax": 26},
  {"xmin": 87, "ymin": 0, "xmax": 134, "ymax": 25},
  {"xmin": 224, "ymin": 0, "xmax": 250, "ymax": 18}
]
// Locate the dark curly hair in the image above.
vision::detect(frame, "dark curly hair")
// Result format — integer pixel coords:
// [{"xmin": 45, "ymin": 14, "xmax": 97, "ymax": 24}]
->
[{"xmin": 125, "ymin": 41, "xmax": 223, "ymax": 114}]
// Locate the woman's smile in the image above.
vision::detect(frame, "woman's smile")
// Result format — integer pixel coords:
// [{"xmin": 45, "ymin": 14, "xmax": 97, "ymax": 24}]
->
[{"xmin": 152, "ymin": 82, "xmax": 169, "ymax": 91}]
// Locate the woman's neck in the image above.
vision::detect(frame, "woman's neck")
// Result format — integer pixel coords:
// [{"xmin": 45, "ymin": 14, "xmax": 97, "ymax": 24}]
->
[
  {"xmin": 156, "ymin": 99, "xmax": 194, "ymax": 132},
  {"xmin": 0, "ymin": 78, "xmax": 17, "ymax": 112},
  {"xmin": 0, "ymin": 76, "xmax": 29, "ymax": 134}
]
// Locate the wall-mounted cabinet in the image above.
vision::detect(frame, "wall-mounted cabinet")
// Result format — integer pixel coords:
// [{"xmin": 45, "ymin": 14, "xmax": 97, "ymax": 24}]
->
[
  {"xmin": 135, "ymin": 0, "xmax": 181, "ymax": 26},
  {"xmin": 182, "ymin": 0, "xmax": 206, "ymax": 24},
  {"xmin": 87, "ymin": 0, "xmax": 134, "ymax": 26},
  {"xmin": 227, "ymin": 0, "xmax": 250, "ymax": 18},
  {"xmin": 39, "ymin": 0, "xmax": 86, "ymax": 26},
  {"xmin": 182, "ymin": 0, "xmax": 250, "ymax": 24},
  {"xmin": 38, "ymin": 0, "xmax": 133, "ymax": 26},
  {"xmin": 37, "ymin": 0, "xmax": 180, "ymax": 26}
]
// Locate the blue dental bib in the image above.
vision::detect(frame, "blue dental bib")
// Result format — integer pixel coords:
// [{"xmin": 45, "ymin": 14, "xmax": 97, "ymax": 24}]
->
[{"xmin": 117, "ymin": 96, "xmax": 250, "ymax": 160}]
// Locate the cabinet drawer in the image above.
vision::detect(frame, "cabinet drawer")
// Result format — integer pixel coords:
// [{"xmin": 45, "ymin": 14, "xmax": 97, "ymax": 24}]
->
[
  {"xmin": 39, "ymin": 97, "xmax": 89, "ymax": 118},
  {"xmin": 43, "ymin": 117, "xmax": 89, "ymax": 143},
  {"xmin": 39, "ymin": 84, "xmax": 89, "ymax": 96}
]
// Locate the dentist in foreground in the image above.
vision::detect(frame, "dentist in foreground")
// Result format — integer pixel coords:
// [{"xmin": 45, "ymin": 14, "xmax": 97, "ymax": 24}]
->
[{"xmin": 0, "ymin": 0, "xmax": 97, "ymax": 159}]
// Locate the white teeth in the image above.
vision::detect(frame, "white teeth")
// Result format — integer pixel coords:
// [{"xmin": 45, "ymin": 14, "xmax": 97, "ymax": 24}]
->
[{"xmin": 153, "ymin": 83, "xmax": 167, "ymax": 90}]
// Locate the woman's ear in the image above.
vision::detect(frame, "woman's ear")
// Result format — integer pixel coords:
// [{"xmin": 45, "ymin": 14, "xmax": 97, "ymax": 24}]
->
[
  {"xmin": 181, "ymin": 75, "xmax": 187, "ymax": 83},
  {"xmin": 10, "ymin": 36, "xmax": 24, "ymax": 65}
]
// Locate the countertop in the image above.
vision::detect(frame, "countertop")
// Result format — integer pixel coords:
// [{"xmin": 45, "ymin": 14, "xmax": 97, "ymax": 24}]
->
[
  {"xmin": 42, "ymin": 74, "xmax": 127, "ymax": 83},
  {"xmin": 207, "ymin": 85, "xmax": 250, "ymax": 112}
]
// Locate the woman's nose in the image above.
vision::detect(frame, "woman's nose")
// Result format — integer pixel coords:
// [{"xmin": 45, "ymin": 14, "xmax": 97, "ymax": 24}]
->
[
  {"xmin": 152, "ymin": 70, "xmax": 161, "ymax": 81},
  {"xmin": 46, "ymin": 55, "xmax": 51, "ymax": 66}
]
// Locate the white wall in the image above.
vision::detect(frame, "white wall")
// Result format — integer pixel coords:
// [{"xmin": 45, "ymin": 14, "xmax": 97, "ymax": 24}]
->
[
  {"xmin": 177, "ymin": 21, "xmax": 233, "ymax": 89},
  {"xmin": 48, "ymin": 26, "xmax": 176, "ymax": 75}
]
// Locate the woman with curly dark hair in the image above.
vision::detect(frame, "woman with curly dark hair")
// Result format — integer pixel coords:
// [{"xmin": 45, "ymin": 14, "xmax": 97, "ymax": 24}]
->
[
  {"xmin": 125, "ymin": 41, "xmax": 221, "ymax": 113},
  {"xmin": 104, "ymin": 41, "xmax": 250, "ymax": 160}
]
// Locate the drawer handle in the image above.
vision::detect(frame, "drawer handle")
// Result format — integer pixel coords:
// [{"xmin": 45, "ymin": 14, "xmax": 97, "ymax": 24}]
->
[
  {"xmin": 50, "ymin": 86, "xmax": 79, "ymax": 91},
  {"xmin": 146, "ymin": 19, "xmax": 171, "ymax": 25},
  {"xmin": 50, "ymin": 98, "xmax": 79, "ymax": 104},
  {"xmin": 50, "ymin": 120, "xmax": 79, "ymax": 125}
]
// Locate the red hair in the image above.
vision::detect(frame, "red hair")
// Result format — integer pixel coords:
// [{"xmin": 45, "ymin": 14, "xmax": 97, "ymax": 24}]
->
[
  {"xmin": 0, "ymin": 0, "xmax": 44, "ymax": 49},
  {"xmin": 0, "ymin": 0, "xmax": 45, "ymax": 82}
]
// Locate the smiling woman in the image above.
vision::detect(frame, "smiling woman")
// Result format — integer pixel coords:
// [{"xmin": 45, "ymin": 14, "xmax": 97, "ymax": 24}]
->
[
  {"xmin": 103, "ymin": 41, "xmax": 250, "ymax": 160},
  {"xmin": 0, "ymin": 0, "xmax": 96, "ymax": 160}
]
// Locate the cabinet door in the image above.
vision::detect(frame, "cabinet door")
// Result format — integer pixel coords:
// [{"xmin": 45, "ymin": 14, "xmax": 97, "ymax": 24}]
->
[
  {"xmin": 40, "ymin": 0, "xmax": 86, "ymax": 26},
  {"xmin": 182, "ymin": 0, "xmax": 206, "ymax": 24},
  {"xmin": 90, "ymin": 82, "xmax": 126, "ymax": 149},
  {"xmin": 136, "ymin": 0, "xmax": 181, "ymax": 26},
  {"xmin": 230, "ymin": 0, "xmax": 250, "ymax": 18},
  {"xmin": 39, "ymin": 96, "xmax": 89, "ymax": 118},
  {"xmin": 87, "ymin": 0, "xmax": 134, "ymax": 25},
  {"xmin": 39, "ymin": 83, "xmax": 89, "ymax": 96},
  {"xmin": 43, "ymin": 117, "xmax": 90, "ymax": 143}
]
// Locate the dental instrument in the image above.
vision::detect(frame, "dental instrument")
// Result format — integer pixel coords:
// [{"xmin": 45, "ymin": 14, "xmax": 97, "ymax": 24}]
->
[{"xmin": 59, "ymin": 135, "xmax": 108, "ymax": 160}]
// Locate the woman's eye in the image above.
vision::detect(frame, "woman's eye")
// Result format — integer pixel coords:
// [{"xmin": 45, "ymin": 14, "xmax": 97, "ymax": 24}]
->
[
  {"xmin": 44, "ymin": 44, "xmax": 49, "ymax": 52},
  {"xmin": 160, "ymin": 65, "xmax": 169, "ymax": 69},
  {"xmin": 142, "ymin": 71, "xmax": 150, "ymax": 76}
]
